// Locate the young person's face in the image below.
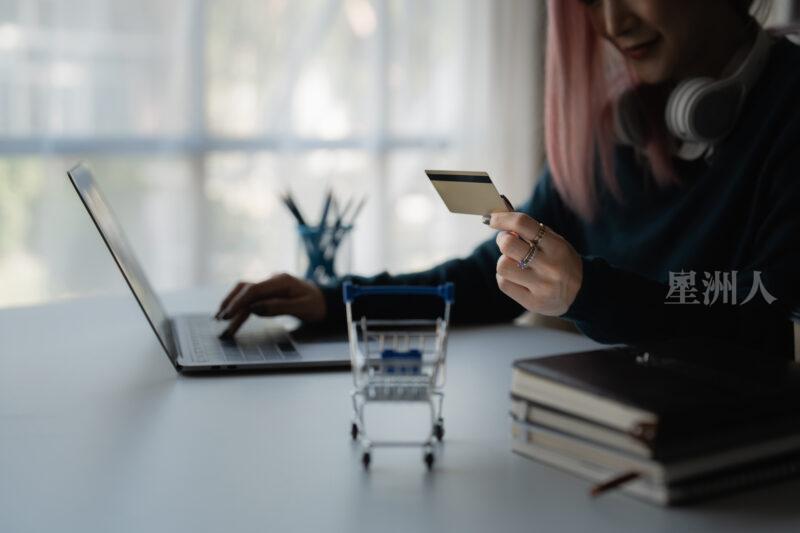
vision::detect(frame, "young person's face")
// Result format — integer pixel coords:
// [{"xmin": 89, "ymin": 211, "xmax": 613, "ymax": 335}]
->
[{"xmin": 581, "ymin": 0, "xmax": 747, "ymax": 84}]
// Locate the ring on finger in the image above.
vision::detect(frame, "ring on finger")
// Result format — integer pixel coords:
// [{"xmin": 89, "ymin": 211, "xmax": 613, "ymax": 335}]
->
[
  {"xmin": 532, "ymin": 222, "xmax": 547, "ymax": 247},
  {"xmin": 517, "ymin": 223, "xmax": 547, "ymax": 269},
  {"xmin": 518, "ymin": 243, "xmax": 538, "ymax": 269}
]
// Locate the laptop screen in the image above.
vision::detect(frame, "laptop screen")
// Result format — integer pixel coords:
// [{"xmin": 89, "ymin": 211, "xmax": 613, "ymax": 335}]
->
[{"xmin": 67, "ymin": 163, "xmax": 177, "ymax": 362}]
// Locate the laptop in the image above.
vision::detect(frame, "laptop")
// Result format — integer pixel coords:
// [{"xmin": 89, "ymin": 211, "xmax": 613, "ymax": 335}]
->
[{"xmin": 67, "ymin": 162, "xmax": 350, "ymax": 373}]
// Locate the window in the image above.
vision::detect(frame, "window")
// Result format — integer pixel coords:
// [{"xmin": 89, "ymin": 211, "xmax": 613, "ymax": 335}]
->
[{"xmin": 2, "ymin": 0, "xmax": 540, "ymax": 308}]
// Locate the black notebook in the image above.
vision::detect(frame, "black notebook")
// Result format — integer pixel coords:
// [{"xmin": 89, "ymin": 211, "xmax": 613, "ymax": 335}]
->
[
  {"xmin": 512, "ymin": 430, "xmax": 800, "ymax": 506},
  {"xmin": 511, "ymin": 337, "xmax": 800, "ymax": 446}
]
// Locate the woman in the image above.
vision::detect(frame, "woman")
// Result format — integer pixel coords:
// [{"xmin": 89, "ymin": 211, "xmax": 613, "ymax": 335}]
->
[{"xmin": 217, "ymin": 0, "xmax": 800, "ymax": 359}]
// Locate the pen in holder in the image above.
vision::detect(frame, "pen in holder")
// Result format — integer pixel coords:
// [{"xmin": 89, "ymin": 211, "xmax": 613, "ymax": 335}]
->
[
  {"xmin": 296, "ymin": 223, "xmax": 353, "ymax": 285},
  {"xmin": 282, "ymin": 189, "xmax": 365, "ymax": 285}
]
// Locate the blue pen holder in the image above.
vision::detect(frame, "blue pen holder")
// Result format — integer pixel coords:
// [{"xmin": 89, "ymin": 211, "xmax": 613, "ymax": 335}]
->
[{"xmin": 296, "ymin": 223, "xmax": 353, "ymax": 285}]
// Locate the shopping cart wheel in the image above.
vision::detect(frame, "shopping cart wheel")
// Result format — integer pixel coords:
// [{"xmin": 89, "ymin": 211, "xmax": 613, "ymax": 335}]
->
[
  {"xmin": 434, "ymin": 422, "xmax": 445, "ymax": 441},
  {"xmin": 424, "ymin": 451, "xmax": 435, "ymax": 470},
  {"xmin": 351, "ymin": 423, "xmax": 359, "ymax": 440},
  {"xmin": 362, "ymin": 452, "xmax": 371, "ymax": 469}
]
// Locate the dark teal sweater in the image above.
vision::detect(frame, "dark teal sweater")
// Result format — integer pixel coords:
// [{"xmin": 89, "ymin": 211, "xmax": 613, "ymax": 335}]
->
[{"xmin": 320, "ymin": 37, "xmax": 800, "ymax": 360}]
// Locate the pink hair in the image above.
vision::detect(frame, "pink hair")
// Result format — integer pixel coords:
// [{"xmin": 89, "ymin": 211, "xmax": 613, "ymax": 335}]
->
[{"xmin": 545, "ymin": 0, "xmax": 679, "ymax": 222}]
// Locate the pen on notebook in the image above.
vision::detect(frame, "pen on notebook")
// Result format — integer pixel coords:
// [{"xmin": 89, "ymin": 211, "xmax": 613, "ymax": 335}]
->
[{"xmin": 590, "ymin": 471, "xmax": 641, "ymax": 497}]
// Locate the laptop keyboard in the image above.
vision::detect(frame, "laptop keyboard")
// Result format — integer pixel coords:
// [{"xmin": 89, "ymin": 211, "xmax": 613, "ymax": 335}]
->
[{"xmin": 182, "ymin": 316, "xmax": 299, "ymax": 364}]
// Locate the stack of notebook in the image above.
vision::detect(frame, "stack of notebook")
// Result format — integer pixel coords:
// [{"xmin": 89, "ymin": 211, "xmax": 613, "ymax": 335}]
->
[{"xmin": 510, "ymin": 337, "xmax": 800, "ymax": 505}]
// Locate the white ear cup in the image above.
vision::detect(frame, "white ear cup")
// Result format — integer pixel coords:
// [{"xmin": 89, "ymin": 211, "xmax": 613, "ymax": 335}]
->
[
  {"xmin": 616, "ymin": 25, "xmax": 774, "ymax": 161},
  {"xmin": 666, "ymin": 77, "xmax": 749, "ymax": 144},
  {"xmin": 675, "ymin": 140, "xmax": 711, "ymax": 161},
  {"xmin": 665, "ymin": 27, "xmax": 773, "ymax": 147},
  {"xmin": 665, "ymin": 77, "xmax": 714, "ymax": 142}
]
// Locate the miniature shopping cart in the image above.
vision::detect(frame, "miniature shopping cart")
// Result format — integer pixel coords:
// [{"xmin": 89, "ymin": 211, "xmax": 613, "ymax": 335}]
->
[{"xmin": 343, "ymin": 282, "xmax": 454, "ymax": 469}]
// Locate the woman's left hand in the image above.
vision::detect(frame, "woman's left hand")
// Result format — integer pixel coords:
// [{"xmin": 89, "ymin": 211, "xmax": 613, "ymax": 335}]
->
[{"xmin": 489, "ymin": 212, "xmax": 583, "ymax": 317}]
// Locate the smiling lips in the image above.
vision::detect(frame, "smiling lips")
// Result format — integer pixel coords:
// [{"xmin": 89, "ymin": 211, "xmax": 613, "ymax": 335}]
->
[{"xmin": 622, "ymin": 37, "xmax": 660, "ymax": 60}]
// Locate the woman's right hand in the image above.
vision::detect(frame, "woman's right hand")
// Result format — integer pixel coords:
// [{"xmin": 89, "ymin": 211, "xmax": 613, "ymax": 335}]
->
[{"xmin": 215, "ymin": 273, "xmax": 327, "ymax": 338}]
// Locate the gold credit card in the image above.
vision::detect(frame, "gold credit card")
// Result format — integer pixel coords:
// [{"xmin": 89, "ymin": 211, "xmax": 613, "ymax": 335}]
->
[{"xmin": 425, "ymin": 170, "xmax": 510, "ymax": 216}]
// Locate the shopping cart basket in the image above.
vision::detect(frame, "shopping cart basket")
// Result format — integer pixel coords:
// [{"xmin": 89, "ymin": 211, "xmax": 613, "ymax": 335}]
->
[{"xmin": 343, "ymin": 282, "xmax": 454, "ymax": 469}]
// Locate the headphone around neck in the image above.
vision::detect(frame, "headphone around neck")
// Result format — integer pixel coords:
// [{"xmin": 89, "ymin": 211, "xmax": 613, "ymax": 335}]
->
[{"xmin": 615, "ymin": 24, "xmax": 775, "ymax": 161}]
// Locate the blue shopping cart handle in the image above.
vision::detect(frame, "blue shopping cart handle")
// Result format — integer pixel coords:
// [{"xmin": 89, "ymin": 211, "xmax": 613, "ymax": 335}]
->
[{"xmin": 343, "ymin": 281, "xmax": 454, "ymax": 304}]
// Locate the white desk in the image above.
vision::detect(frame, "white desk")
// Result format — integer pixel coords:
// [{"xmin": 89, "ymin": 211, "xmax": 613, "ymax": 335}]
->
[{"xmin": 2, "ymin": 289, "xmax": 800, "ymax": 533}]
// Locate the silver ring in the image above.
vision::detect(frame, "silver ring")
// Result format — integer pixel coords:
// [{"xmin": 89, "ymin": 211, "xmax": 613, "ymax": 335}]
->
[
  {"xmin": 518, "ymin": 243, "xmax": 538, "ymax": 269},
  {"xmin": 518, "ymin": 223, "xmax": 546, "ymax": 269}
]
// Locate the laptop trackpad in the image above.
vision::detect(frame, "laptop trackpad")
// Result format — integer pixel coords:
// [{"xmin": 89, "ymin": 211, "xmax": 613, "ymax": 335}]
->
[
  {"xmin": 225, "ymin": 325, "xmax": 298, "ymax": 360},
  {"xmin": 175, "ymin": 314, "xmax": 297, "ymax": 363}
]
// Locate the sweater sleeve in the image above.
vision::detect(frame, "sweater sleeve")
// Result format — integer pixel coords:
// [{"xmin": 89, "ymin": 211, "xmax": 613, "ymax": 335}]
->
[
  {"xmin": 561, "ymin": 151, "xmax": 800, "ymax": 360},
  {"xmin": 316, "ymin": 166, "xmax": 579, "ymax": 331}
]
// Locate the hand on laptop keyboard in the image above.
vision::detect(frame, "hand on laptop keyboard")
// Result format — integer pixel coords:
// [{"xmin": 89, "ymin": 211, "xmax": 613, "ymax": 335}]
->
[{"xmin": 216, "ymin": 273, "xmax": 327, "ymax": 338}]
